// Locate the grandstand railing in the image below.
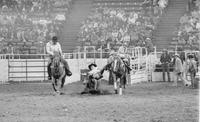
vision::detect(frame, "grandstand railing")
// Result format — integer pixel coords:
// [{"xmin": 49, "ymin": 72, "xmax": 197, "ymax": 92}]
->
[{"xmin": 0, "ymin": 52, "xmax": 111, "ymax": 60}]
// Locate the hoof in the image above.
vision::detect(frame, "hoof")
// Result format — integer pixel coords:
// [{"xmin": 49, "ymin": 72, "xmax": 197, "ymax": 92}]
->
[
  {"xmin": 59, "ymin": 92, "xmax": 64, "ymax": 95},
  {"xmin": 114, "ymin": 90, "xmax": 118, "ymax": 94}
]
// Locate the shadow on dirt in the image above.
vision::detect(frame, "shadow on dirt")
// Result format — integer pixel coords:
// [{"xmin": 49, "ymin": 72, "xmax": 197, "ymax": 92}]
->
[
  {"xmin": 69, "ymin": 89, "xmax": 113, "ymax": 97},
  {"xmin": 23, "ymin": 92, "xmax": 55, "ymax": 97}
]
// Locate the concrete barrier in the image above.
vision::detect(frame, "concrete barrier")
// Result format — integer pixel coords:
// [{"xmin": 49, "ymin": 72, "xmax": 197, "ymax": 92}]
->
[
  {"xmin": 2, "ymin": 59, "xmax": 109, "ymax": 84},
  {"xmin": 0, "ymin": 60, "xmax": 8, "ymax": 83},
  {"xmin": 2, "ymin": 58, "xmax": 198, "ymax": 84}
]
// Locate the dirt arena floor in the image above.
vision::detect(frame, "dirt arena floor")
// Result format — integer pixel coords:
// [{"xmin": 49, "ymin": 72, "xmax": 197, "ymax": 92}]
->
[{"xmin": 0, "ymin": 81, "xmax": 199, "ymax": 122}]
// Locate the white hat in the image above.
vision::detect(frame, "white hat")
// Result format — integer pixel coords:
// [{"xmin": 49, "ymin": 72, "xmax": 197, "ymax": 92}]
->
[{"xmin": 175, "ymin": 53, "xmax": 179, "ymax": 57}]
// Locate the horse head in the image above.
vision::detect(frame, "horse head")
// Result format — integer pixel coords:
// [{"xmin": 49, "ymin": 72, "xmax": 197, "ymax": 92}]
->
[
  {"xmin": 113, "ymin": 56, "xmax": 121, "ymax": 73},
  {"xmin": 52, "ymin": 54, "xmax": 63, "ymax": 79},
  {"xmin": 53, "ymin": 56, "xmax": 61, "ymax": 68}
]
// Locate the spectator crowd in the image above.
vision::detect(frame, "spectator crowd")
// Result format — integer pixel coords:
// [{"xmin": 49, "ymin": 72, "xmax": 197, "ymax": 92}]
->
[
  {"xmin": 0, "ymin": 0, "xmax": 74, "ymax": 54},
  {"xmin": 174, "ymin": 0, "xmax": 200, "ymax": 50},
  {"xmin": 78, "ymin": 0, "xmax": 168, "ymax": 52}
]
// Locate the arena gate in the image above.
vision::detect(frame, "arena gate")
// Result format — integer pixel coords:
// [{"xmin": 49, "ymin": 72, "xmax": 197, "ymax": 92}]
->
[
  {"xmin": 7, "ymin": 55, "xmax": 48, "ymax": 82},
  {"xmin": 127, "ymin": 47, "xmax": 152, "ymax": 84}
]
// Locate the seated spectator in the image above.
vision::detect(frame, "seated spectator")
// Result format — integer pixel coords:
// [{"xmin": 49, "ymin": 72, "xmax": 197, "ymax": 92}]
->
[
  {"xmin": 174, "ymin": 4, "xmax": 200, "ymax": 50},
  {"xmin": 0, "ymin": 0, "xmax": 74, "ymax": 54}
]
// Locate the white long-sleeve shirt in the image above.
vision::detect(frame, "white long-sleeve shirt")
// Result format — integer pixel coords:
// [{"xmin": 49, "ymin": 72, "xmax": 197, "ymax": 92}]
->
[
  {"xmin": 118, "ymin": 45, "xmax": 127, "ymax": 58},
  {"xmin": 46, "ymin": 41, "xmax": 62, "ymax": 56}
]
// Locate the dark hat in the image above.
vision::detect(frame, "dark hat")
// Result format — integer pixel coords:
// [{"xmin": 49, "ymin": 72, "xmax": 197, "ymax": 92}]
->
[
  {"xmin": 88, "ymin": 63, "xmax": 97, "ymax": 70},
  {"xmin": 52, "ymin": 36, "xmax": 58, "ymax": 41},
  {"xmin": 188, "ymin": 53, "xmax": 194, "ymax": 59}
]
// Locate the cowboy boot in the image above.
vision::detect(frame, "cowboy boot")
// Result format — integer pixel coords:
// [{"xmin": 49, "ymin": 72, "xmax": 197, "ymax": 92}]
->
[
  {"xmin": 65, "ymin": 67, "xmax": 72, "ymax": 76},
  {"xmin": 47, "ymin": 63, "xmax": 52, "ymax": 80},
  {"xmin": 100, "ymin": 68, "xmax": 105, "ymax": 75},
  {"xmin": 97, "ymin": 68, "xmax": 105, "ymax": 80}
]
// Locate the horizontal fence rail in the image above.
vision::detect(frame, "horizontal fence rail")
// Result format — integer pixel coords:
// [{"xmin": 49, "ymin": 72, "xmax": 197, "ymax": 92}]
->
[
  {"xmin": 0, "ymin": 52, "xmax": 111, "ymax": 59},
  {"xmin": 0, "ymin": 47, "xmax": 199, "ymax": 83},
  {"xmin": 8, "ymin": 58, "xmax": 47, "ymax": 81}
]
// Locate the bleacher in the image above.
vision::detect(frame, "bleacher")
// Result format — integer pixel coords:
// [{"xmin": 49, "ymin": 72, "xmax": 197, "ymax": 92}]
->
[
  {"xmin": 92, "ymin": 0, "xmax": 149, "ymax": 12},
  {"xmin": 0, "ymin": 0, "xmax": 74, "ymax": 54},
  {"xmin": 76, "ymin": 0, "xmax": 163, "ymax": 53},
  {"xmin": 170, "ymin": 1, "xmax": 200, "ymax": 51}
]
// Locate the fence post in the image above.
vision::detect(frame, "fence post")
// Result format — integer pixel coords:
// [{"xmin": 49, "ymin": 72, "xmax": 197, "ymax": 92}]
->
[
  {"xmin": 8, "ymin": 57, "xmax": 10, "ymax": 81},
  {"xmin": 26, "ymin": 59, "xmax": 28, "ymax": 81},
  {"xmin": 43, "ymin": 56, "xmax": 46, "ymax": 82}
]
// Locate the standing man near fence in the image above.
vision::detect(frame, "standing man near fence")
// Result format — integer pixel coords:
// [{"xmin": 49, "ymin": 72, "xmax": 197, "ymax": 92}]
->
[
  {"xmin": 186, "ymin": 54, "xmax": 197, "ymax": 88},
  {"xmin": 172, "ymin": 53, "xmax": 189, "ymax": 87},
  {"xmin": 46, "ymin": 36, "xmax": 72, "ymax": 80},
  {"xmin": 160, "ymin": 49, "xmax": 171, "ymax": 82}
]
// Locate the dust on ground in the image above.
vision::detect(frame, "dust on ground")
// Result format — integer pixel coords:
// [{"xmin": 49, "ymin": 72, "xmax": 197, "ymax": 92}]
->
[{"xmin": 0, "ymin": 81, "xmax": 198, "ymax": 122}]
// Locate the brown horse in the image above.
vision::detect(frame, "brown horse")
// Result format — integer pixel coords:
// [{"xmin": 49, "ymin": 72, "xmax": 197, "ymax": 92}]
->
[
  {"xmin": 106, "ymin": 55, "xmax": 128, "ymax": 94},
  {"xmin": 51, "ymin": 55, "xmax": 66, "ymax": 94}
]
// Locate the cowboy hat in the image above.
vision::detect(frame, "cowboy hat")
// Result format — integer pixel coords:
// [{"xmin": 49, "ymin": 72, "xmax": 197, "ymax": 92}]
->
[
  {"xmin": 174, "ymin": 53, "xmax": 179, "ymax": 57},
  {"xmin": 88, "ymin": 63, "xmax": 97, "ymax": 70},
  {"xmin": 52, "ymin": 36, "xmax": 58, "ymax": 41},
  {"xmin": 188, "ymin": 53, "xmax": 194, "ymax": 58}
]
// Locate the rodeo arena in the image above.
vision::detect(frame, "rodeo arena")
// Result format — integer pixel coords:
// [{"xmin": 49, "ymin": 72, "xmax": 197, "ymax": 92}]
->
[{"xmin": 0, "ymin": 0, "xmax": 200, "ymax": 122}]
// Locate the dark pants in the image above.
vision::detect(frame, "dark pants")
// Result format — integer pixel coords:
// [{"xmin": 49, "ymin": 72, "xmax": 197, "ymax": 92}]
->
[
  {"xmin": 189, "ymin": 72, "xmax": 196, "ymax": 88},
  {"xmin": 162, "ymin": 63, "xmax": 170, "ymax": 82}
]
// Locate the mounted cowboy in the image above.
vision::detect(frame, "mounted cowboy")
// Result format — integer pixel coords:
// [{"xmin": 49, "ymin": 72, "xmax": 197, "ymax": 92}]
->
[
  {"xmin": 46, "ymin": 36, "xmax": 72, "ymax": 80},
  {"xmin": 117, "ymin": 41, "xmax": 131, "ymax": 71}
]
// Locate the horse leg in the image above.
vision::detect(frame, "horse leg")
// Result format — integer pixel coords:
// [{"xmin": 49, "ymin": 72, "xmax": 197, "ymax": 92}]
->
[
  {"xmin": 123, "ymin": 75, "xmax": 126, "ymax": 89},
  {"xmin": 52, "ymin": 83, "xmax": 57, "ymax": 92},
  {"xmin": 61, "ymin": 76, "xmax": 66, "ymax": 88},
  {"xmin": 118, "ymin": 77, "xmax": 124, "ymax": 95},
  {"xmin": 119, "ymin": 84, "xmax": 122, "ymax": 95},
  {"xmin": 112, "ymin": 73, "xmax": 118, "ymax": 94},
  {"xmin": 56, "ymin": 79, "xmax": 62, "ymax": 94},
  {"xmin": 114, "ymin": 81, "xmax": 118, "ymax": 94},
  {"xmin": 52, "ymin": 78, "xmax": 57, "ymax": 92},
  {"xmin": 55, "ymin": 78, "xmax": 57, "ymax": 86}
]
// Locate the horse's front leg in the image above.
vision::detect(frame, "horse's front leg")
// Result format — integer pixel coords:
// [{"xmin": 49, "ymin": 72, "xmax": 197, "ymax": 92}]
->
[
  {"xmin": 112, "ymin": 73, "xmax": 118, "ymax": 94},
  {"xmin": 123, "ymin": 75, "xmax": 126, "ymax": 89},
  {"xmin": 52, "ymin": 78, "xmax": 57, "ymax": 92},
  {"xmin": 57, "ymin": 79, "xmax": 62, "ymax": 94},
  {"xmin": 59, "ymin": 72, "xmax": 66, "ymax": 94}
]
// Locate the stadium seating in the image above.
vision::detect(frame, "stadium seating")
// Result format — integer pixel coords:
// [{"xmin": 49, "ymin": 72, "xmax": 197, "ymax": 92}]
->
[
  {"xmin": 0, "ymin": 0, "xmax": 171, "ymax": 54},
  {"xmin": 77, "ymin": 0, "xmax": 168, "ymax": 52},
  {"xmin": 0, "ymin": 0, "xmax": 73, "ymax": 54},
  {"xmin": 170, "ymin": 1, "xmax": 200, "ymax": 50}
]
